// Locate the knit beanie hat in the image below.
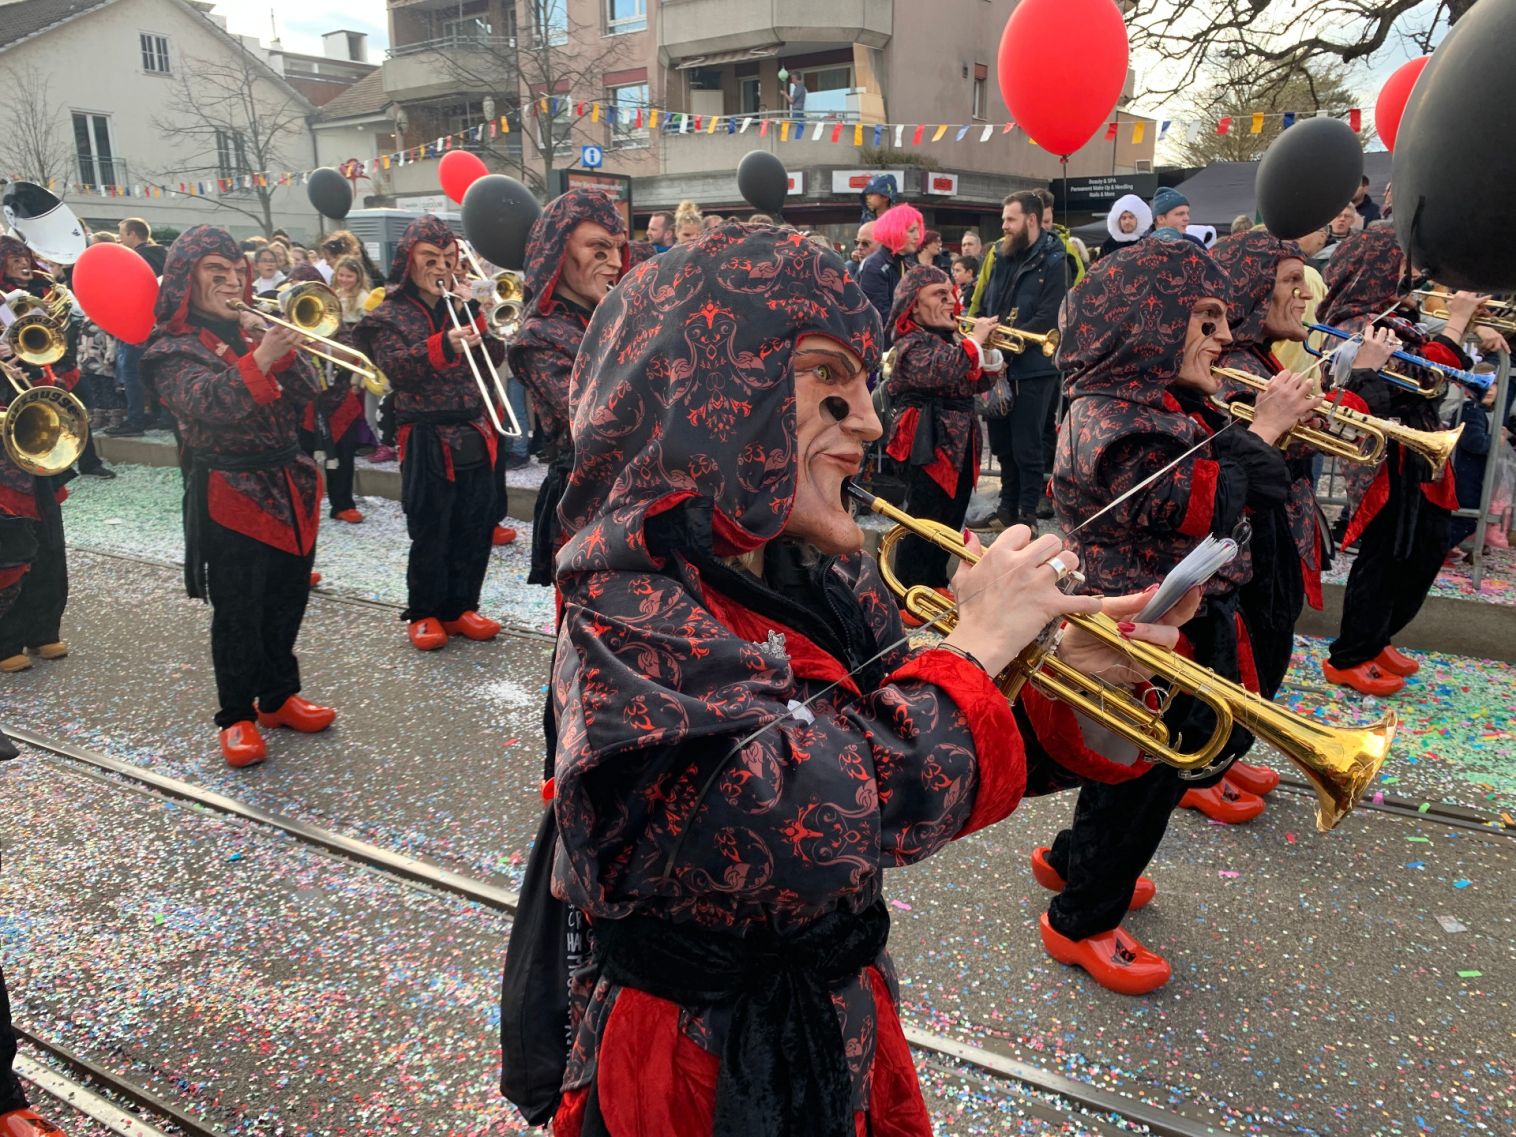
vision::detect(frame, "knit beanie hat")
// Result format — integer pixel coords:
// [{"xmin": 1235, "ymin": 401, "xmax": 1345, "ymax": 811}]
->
[{"xmin": 1151, "ymin": 186, "xmax": 1190, "ymax": 218}]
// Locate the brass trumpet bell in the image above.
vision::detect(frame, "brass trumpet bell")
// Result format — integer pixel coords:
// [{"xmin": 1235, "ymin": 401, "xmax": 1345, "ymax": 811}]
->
[
  {"xmin": 1, "ymin": 377, "xmax": 89, "ymax": 476},
  {"xmin": 858, "ymin": 489, "xmax": 1397, "ymax": 832},
  {"xmin": 957, "ymin": 317, "xmax": 1060, "ymax": 357},
  {"xmin": 4, "ymin": 313, "xmax": 68, "ymax": 366},
  {"xmin": 269, "ymin": 282, "xmax": 342, "ymax": 339}
]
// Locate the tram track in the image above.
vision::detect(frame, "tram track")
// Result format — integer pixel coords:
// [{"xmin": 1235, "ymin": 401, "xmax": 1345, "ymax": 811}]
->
[{"xmin": 9, "ymin": 722, "xmax": 1478, "ymax": 1137}]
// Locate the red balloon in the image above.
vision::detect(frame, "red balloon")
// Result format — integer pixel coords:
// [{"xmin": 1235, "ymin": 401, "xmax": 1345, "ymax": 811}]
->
[
  {"xmin": 998, "ymin": 0, "xmax": 1129, "ymax": 158},
  {"xmin": 1375, "ymin": 55, "xmax": 1430, "ymax": 154},
  {"xmin": 438, "ymin": 150, "xmax": 489, "ymax": 204},
  {"xmin": 71, "ymin": 242, "xmax": 159, "ymax": 345}
]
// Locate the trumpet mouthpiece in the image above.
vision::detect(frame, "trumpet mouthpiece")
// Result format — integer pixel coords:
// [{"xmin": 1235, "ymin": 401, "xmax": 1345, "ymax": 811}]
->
[{"xmin": 844, "ymin": 481, "xmax": 876, "ymax": 508}]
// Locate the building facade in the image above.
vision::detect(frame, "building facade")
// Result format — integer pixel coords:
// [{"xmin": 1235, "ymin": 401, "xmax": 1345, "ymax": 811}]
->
[{"xmin": 337, "ymin": 0, "xmax": 1155, "ymax": 243}]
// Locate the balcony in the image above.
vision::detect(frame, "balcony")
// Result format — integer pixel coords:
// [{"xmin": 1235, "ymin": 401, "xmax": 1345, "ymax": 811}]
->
[
  {"xmin": 382, "ymin": 35, "xmax": 516, "ymax": 102},
  {"xmin": 658, "ymin": 0, "xmax": 891, "ymax": 62}
]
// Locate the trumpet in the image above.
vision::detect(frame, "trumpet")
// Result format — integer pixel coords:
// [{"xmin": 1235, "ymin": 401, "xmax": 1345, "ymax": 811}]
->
[
  {"xmin": 231, "ymin": 282, "xmax": 387, "ymax": 395},
  {"xmin": 1210, "ymin": 367, "xmax": 1464, "ymax": 476},
  {"xmin": 2, "ymin": 357, "xmax": 89, "ymax": 476},
  {"xmin": 850, "ymin": 485, "xmax": 1397, "ymax": 832},
  {"xmin": 1415, "ymin": 289, "xmax": 1516, "ymax": 336},
  {"xmin": 1307, "ymin": 322, "xmax": 1491, "ymax": 397},
  {"xmin": 957, "ymin": 316, "xmax": 1060, "ymax": 358}
]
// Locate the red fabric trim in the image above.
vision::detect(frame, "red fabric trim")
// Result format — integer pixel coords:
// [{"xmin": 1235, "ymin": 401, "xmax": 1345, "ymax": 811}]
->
[
  {"xmin": 1303, "ymin": 555, "xmax": 1324, "ymax": 611},
  {"xmin": 710, "ymin": 504, "xmax": 767, "ymax": 557},
  {"xmin": 0, "ymin": 565, "xmax": 30, "ymax": 590},
  {"xmin": 1178, "ymin": 458, "xmax": 1220, "ymax": 538},
  {"xmin": 326, "ymin": 392, "xmax": 363, "ymax": 441},
  {"xmin": 0, "ymin": 483, "xmax": 38, "ymax": 522},
  {"xmin": 886, "ymin": 649, "xmax": 1025, "ymax": 836},
  {"xmin": 960, "ymin": 336, "xmax": 984, "ymax": 380},
  {"xmin": 1234, "ymin": 612, "xmax": 1260, "ymax": 694},
  {"xmin": 1422, "ymin": 460, "xmax": 1460, "ymax": 510},
  {"xmin": 1020, "ymin": 684, "xmax": 1154, "ymax": 783},
  {"xmin": 922, "ymin": 448, "xmax": 958, "ymax": 497},
  {"xmin": 701, "ymin": 584, "xmax": 862, "ymax": 696},
  {"xmin": 47, "ymin": 366, "xmax": 80, "ymax": 392},
  {"xmin": 1419, "ymin": 341, "xmax": 1461, "ymax": 369},
  {"xmin": 866, "ymin": 966, "xmax": 934, "ymax": 1137},
  {"xmin": 1343, "ymin": 464, "xmax": 1389, "ymax": 548},
  {"xmin": 268, "ymin": 350, "xmax": 300, "ymax": 375},
  {"xmin": 885, "ymin": 406, "xmax": 919, "ymax": 464},
  {"xmin": 426, "ymin": 330, "xmax": 452, "ymax": 372},
  {"xmin": 396, "ymin": 422, "xmax": 413, "ymax": 466},
  {"xmin": 236, "ymin": 352, "xmax": 282, "ymax": 405},
  {"xmin": 207, "ymin": 471, "xmax": 310, "ymax": 556},
  {"xmin": 1161, "ymin": 390, "xmax": 1185, "ymax": 415}
]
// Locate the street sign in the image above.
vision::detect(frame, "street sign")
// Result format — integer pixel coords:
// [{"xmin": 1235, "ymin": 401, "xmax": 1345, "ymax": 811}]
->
[
  {"xmin": 581, "ymin": 144, "xmax": 604, "ymax": 169},
  {"xmin": 1050, "ymin": 173, "xmax": 1157, "ymax": 212}
]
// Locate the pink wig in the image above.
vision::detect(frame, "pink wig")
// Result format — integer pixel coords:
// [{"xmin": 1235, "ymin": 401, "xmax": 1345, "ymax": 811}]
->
[{"xmin": 873, "ymin": 203, "xmax": 923, "ymax": 255}]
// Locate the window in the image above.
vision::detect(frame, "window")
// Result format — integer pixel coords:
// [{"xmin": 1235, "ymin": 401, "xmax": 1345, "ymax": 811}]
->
[
  {"xmin": 72, "ymin": 112, "xmax": 121, "ymax": 188},
  {"xmin": 216, "ymin": 129, "xmax": 250, "ymax": 180},
  {"xmin": 739, "ymin": 76, "xmax": 762, "ymax": 115},
  {"xmin": 972, "ymin": 62, "xmax": 988, "ymax": 121},
  {"xmin": 140, "ymin": 32, "xmax": 171, "ymax": 74},
  {"xmin": 606, "ymin": 0, "xmax": 647, "ymax": 34},
  {"xmin": 972, "ymin": 77, "xmax": 986, "ymax": 119},
  {"xmin": 440, "ymin": 14, "xmax": 491, "ymax": 47},
  {"xmin": 532, "ymin": 0, "xmax": 568, "ymax": 46},
  {"xmin": 607, "ymin": 82, "xmax": 649, "ymax": 148},
  {"xmin": 793, "ymin": 64, "xmax": 855, "ymax": 118}
]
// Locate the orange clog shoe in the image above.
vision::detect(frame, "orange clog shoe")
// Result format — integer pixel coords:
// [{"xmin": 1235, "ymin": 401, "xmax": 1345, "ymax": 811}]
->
[
  {"xmin": 1374, "ymin": 644, "xmax": 1420, "ymax": 677},
  {"xmin": 408, "ymin": 617, "xmax": 447, "ymax": 651},
  {"xmin": 1224, "ymin": 760, "xmax": 1280, "ymax": 797},
  {"xmin": 220, "ymin": 722, "xmax": 267, "ymax": 769},
  {"xmin": 1180, "ymin": 779, "xmax": 1266, "ymax": 824},
  {"xmin": 1323, "ymin": 658, "xmax": 1404, "ymax": 696},
  {"xmin": 257, "ymin": 695, "xmax": 336, "ymax": 733},
  {"xmin": 1038, "ymin": 914, "xmax": 1172, "ymax": 995},
  {"xmin": 1030, "ymin": 846, "xmax": 1154, "ymax": 910},
  {"xmin": 441, "ymin": 610, "xmax": 502, "ymax": 641},
  {"xmin": 492, "ymin": 525, "xmax": 518, "ymax": 546},
  {"xmin": 0, "ymin": 1108, "xmax": 67, "ymax": 1136},
  {"xmin": 332, "ymin": 508, "xmax": 365, "ymax": 524}
]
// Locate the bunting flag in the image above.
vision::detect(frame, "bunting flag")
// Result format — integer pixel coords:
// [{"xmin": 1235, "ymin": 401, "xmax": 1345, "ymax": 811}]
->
[
  {"xmin": 1349, "ymin": 108, "xmax": 1362, "ymax": 133},
  {"xmin": 1250, "ymin": 112, "xmax": 1265, "ymax": 134},
  {"xmin": 1217, "ymin": 116, "xmax": 1233, "ymax": 135},
  {"xmin": 1282, "ymin": 112, "xmax": 1295, "ymax": 129},
  {"xmin": 1105, "ymin": 122, "xmax": 1119, "ymax": 141},
  {"xmin": 1132, "ymin": 122, "xmax": 1146, "ymax": 144}
]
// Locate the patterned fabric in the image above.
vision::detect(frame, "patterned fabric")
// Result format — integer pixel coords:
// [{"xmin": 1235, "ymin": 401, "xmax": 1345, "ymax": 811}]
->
[
  {"xmin": 883, "ymin": 267, "xmax": 992, "ymax": 497},
  {"xmin": 507, "ymin": 189, "xmax": 630, "ymax": 445},
  {"xmin": 1052, "ymin": 240, "xmax": 1250, "ymax": 596},
  {"xmin": 141, "ymin": 226, "xmax": 322, "ymax": 555},
  {"xmin": 1320, "ymin": 227, "xmax": 1405, "ymax": 330},
  {"xmin": 355, "ymin": 216, "xmax": 500, "ymax": 473},
  {"xmin": 549, "ymin": 225, "xmax": 1045, "ymax": 1123}
]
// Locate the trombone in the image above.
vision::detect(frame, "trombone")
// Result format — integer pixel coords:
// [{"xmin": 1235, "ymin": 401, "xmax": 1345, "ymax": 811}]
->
[
  {"xmin": 436, "ymin": 268, "xmax": 523, "ymax": 438},
  {"xmin": 956, "ymin": 316, "xmax": 1060, "ymax": 358},
  {"xmin": 1415, "ymin": 288, "xmax": 1516, "ymax": 336},
  {"xmin": 230, "ymin": 282, "xmax": 388, "ymax": 396},
  {"xmin": 851, "ymin": 485, "xmax": 1398, "ymax": 832},
  {"xmin": 1, "ymin": 357, "xmax": 89, "ymax": 476},
  {"xmin": 1210, "ymin": 367, "xmax": 1464, "ymax": 476},
  {"xmin": 1307, "ymin": 322, "xmax": 1491, "ymax": 398}
]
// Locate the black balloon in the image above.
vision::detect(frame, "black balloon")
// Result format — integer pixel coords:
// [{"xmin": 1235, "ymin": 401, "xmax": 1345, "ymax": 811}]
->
[
  {"xmin": 461, "ymin": 175, "xmax": 542, "ymax": 271},
  {"xmin": 1394, "ymin": 0, "xmax": 1516, "ymax": 290},
  {"xmin": 737, "ymin": 150, "xmax": 789, "ymax": 215},
  {"xmin": 307, "ymin": 167, "xmax": 353, "ymax": 221},
  {"xmin": 1254, "ymin": 117, "xmax": 1363, "ymax": 240}
]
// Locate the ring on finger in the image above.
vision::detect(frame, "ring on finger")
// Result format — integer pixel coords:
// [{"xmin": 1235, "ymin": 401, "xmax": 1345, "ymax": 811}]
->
[{"xmin": 1045, "ymin": 552, "xmax": 1075, "ymax": 582}]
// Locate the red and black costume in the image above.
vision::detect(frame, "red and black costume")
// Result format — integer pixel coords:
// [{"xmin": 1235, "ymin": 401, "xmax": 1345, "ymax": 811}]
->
[
  {"xmin": 286, "ymin": 265, "xmax": 366, "ymax": 519},
  {"xmin": 506, "ymin": 190, "xmax": 630, "ymax": 586},
  {"xmin": 1211, "ymin": 231, "xmax": 1336, "ymax": 698},
  {"xmin": 882, "ymin": 265, "xmax": 999, "ymax": 588},
  {"xmin": 0, "ymin": 234, "xmax": 78, "ymax": 667},
  {"xmin": 530, "ymin": 223, "xmax": 1136, "ymax": 1136},
  {"xmin": 354, "ymin": 216, "xmax": 504, "ymax": 624},
  {"xmin": 1319, "ymin": 228, "xmax": 1463, "ymax": 673},
  {"xmin": 140, "ymin": 225, "xmax": 322, "ymax": 729},
  {"xmin": 1045, "ymin": 240, "xmax": 1289, "ymax": 947}
]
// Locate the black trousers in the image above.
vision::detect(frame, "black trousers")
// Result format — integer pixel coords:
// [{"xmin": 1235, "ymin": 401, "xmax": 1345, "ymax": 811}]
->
[
  {"xmin": 0, "ymin": 484, "xmax": 66, "ymax": 660},
  {"xmin": 204, "ymin": 523, "xmax": 313, "ymax": 729},
  {"xmin": 1237, "ymin": 513, "xmax": 1306, "ymax": 701},
  {"xmin": 895, "ymin": 450, "xmax": 976, "ymax": 590},
  {"xmin": 300, "ymin": 428, "xmax": 359, "ymax": 516},
  {"xmin": 987, "ymin": 374, "xmax": 1058, "ymax": 517},
  {"xmin": 1329, "ymin": 493, "xmax": 1450, "ymax": 670},
  {"xmin": 0, "ymin": 962, "xmax": 25, "ymax": 1113},
  {"xmin": 403, "ymin": 460, "xmax": 496, "ymax": 622}
]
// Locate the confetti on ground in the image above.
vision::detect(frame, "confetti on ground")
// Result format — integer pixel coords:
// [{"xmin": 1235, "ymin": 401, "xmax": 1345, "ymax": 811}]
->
[{"xmin": 1325, "ymin": 543, "xmax": 1516, "ymax": 606}]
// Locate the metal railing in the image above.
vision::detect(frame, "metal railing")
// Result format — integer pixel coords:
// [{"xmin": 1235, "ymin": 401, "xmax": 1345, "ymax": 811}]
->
[{"xmin": 387, "ymin": 34, "xmax": 517, "ymax": 58}]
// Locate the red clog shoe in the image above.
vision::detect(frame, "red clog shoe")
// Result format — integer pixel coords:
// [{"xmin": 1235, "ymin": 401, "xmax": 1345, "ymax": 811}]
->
[
  {"xmin": 332, "ymin": 508, "xmax": 365, "ymax": 524},
  {"xmin": 1374, "ymin": 644, "xmax": 1420, "ymax": 677},
  {"xmin": 1322, "ymin": 659, "xmax": 1404, "ymax": 696},
  {"xmin": 257, "ymin": 695, "xmax": 336, "ymax": 733},
  {"xmin": 492, "ymin": 525, "xmax": 518, "ymax": 546},
  {"xmin": 1180, "ymin": 779, "xmax": 1266, "ymax": 824},
  {"xmin": 1038, "ymin": 914, "xmax": 1172, "ymax": 995},
  {"xmin": 1031, "ymin": 846, "xmax": 1154, "ymax": 910},
  {"xmin": 219, "ymin": 722, "xmax": 267, "ymax": 769},
  {"xmin": 309, "ymin": 571, "xmax": 323, "ymax": 588},
  {"xmin": 1225, "ymin": 760, "xmax": 1280, "ymax": 797},
  {"xmin": 408, "ymin": 617, "xmax": 447, "ymax": 651},
  {"xmin": 441, "ymin": 610, "xmax": 502, "ymax": 641},
  {"xmin": 0, "ymin": 1108, "xmax": 67, "ymax": 1136},
  {"xmin": 30, "ymin": 641, "xmax": 68, "ymax": 660}
]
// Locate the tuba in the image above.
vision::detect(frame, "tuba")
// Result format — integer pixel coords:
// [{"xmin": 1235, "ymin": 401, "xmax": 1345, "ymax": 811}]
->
[
  {"xmin": 853, "ymin": 486, "xmax": 1397, "ymax": 832},
  {"xmin": 1211, "ymin": 367, "xmax": 1465, "ymax": 476},
  {"xmin": 2, "ymin": 358, "xmax": 89, "ymax": 476}
]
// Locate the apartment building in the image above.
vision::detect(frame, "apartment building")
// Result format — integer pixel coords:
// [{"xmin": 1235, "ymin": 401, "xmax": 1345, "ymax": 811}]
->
[{"xmin": 329, "ymin": 1, "xmax": 1155, "ymax": 241}]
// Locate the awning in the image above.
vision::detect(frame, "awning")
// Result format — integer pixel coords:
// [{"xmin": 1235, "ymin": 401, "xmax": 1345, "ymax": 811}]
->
[{"xmin": 675, "ymin": 46, "xmax": 781, "ymax": 70}]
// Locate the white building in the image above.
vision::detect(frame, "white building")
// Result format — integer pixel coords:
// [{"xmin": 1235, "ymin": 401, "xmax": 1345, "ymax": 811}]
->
[{"xmin": 0, "ymin": 0, "xmax": 357, "ymax": 241}]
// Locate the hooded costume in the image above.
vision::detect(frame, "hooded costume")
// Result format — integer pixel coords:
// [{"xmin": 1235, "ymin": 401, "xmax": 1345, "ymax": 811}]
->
[
  {"xmin": 287, "ymin": 263, "xmax": 365, "ymax": 518},
  {"xmin": 1317, "ymin": 227, "xmax": 1463, "ymax": 674},
  {"xmin": 0, "ymin": 234, "xmax": 78, "ymax": 667},
  {"xmin": 1099, "ymin": 193, "xmax": 1152, "ymax": 259},
  {"xmin": 139, "ymin": 224, "xmax": 323, "ymax": 728},
  {"xmin": 1043, "ymin": 239, "xmax": 1289, "ymax": 948},
  {"xmin": 354, "ymin": 215, "xmax": 505, "ymax": 626},
  {"xmin": 882, "ymin": 264, "xmax": 998, "ymax": 588},
  {"xmin": 537, "ymin": 224, "xmax": 1139, "ymax": 1137},
  {"xmin": 505, "ymin": 189, "xmax": 631, "ymax": 586}
]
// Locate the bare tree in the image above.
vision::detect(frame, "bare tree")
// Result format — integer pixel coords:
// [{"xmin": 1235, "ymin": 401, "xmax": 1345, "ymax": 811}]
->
[
  {"xmin": 438, "ymin": 0, "xmax": 637, "ymax": 193},
  {"xmin": 1169, "ymin": 61, "xmax": 1375, "ymax": 166},
  {"xmin": 150, "ymin": 46, "xmax": 312, "ymax": 235},
  {"xmin": 0, "ymin": 63, "xmax": 75, "ymax": 188},
  {"xmin": 1130, "ymin": 0, "xmax": 1482, "ymax": 103}
]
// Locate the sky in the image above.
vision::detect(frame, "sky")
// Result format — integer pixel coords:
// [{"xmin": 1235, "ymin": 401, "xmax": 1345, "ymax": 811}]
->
[{"xmin": 213, "ymin": 1, "xmax": 390, "ymax": 56}]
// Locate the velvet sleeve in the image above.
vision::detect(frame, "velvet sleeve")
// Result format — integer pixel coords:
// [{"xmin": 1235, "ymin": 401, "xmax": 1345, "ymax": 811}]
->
[
  {"xmin": 145, "ymin": 345, "xmax": 286, "ymax": 428},
  {"xmin": 887, "ymin": 334, "xmax": 994, "ymax": 400}
]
